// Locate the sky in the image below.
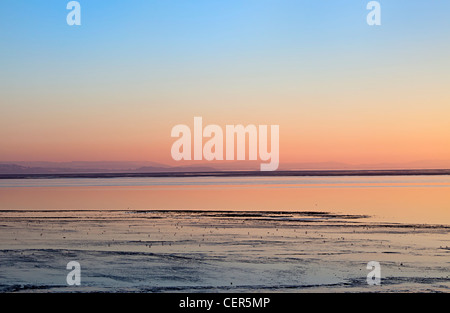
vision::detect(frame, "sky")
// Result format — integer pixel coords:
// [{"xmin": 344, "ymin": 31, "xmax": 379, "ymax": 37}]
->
[{"xmin": 1, "ymin": 1, "xmax": 449, "ymax": 168}]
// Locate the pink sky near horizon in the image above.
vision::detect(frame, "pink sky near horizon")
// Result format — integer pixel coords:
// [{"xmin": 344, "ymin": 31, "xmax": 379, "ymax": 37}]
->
[
  {"xmin": 1, "ymin": 88, "xmax": 450, "ymax": 168},
  {"xmin": 1, "ymin": 110, "xmax": 449, "ymax": 169},
  {"xmin": 1, "ymin": 2, "xmax": 450, "ymax": 168},
  {"xmin": 2, "ymin": 85, "xmax": 449, "ymax": 167}
]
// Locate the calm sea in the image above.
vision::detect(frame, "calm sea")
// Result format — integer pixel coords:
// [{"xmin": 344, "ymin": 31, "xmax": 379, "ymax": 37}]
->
[{"xmin": 0, "ymin": 175, "xmax": 449, "ymax": 225}]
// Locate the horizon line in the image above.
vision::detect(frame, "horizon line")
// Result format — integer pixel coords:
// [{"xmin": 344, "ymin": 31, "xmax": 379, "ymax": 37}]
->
[{"xmin": 1, "ymin": 168, "xmax": 450, "ymax": 179}]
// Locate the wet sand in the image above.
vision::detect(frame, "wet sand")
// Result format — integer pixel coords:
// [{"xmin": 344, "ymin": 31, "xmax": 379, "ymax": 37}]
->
[{"xmin": 0, "ymin": 210, "xmax": 448, "ymax": 292}]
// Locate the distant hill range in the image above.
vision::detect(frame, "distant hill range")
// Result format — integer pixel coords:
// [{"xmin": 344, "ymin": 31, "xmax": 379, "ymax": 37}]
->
[
  {"xmin": 0, "ymin": 162, "xmax": 217, "ymax": 174},
  {"xmin": 0, "ymin": 160, "xmax": 449, "ymax": 175}
]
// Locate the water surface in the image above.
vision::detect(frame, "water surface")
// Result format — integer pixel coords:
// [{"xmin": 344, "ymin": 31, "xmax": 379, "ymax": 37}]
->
[{"xmin": 0, "ymin": 175, "xmax": 449, "ymax": 224}]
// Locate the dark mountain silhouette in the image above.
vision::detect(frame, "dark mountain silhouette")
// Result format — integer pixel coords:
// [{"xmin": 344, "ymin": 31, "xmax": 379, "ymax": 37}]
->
[
  {"xmin": 0, "ymin": 163, "xmax": 218, "ymax": 175},
  {"xmin": 1, "ymin": 159, "xmax": 449, "ymax": 176}
]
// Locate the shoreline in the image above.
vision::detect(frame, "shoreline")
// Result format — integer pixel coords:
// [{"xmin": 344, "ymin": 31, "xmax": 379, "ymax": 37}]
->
[{"xmin": 1, "ymin": 169, "xmax": 450, "ymax": 179}]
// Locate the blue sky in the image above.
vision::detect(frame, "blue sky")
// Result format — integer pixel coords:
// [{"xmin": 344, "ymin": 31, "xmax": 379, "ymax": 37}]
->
[{"xmin": 1, "ymin": 1, "xmax": 450, "ymax": 164}]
